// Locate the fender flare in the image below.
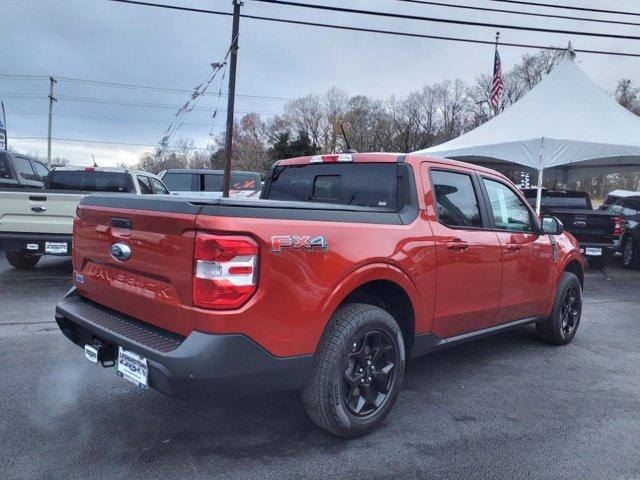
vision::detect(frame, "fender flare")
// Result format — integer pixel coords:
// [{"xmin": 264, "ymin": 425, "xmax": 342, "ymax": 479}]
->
[{"xmin": 318, "ymin": 262, "xmax": 425, "ymax": 333}]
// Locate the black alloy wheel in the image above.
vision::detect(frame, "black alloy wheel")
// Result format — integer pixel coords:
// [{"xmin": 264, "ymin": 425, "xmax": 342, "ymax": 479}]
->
[
  {"xmin": 560, "ymin": 284, "xmax": 580, "ymax": 337},
  {"xmin": 623, "ymin": 237, "xmax": 635, "ymax": 268},
  {"xmin": 343, "ymin": 330, "xmax": 397, "ymax": 417}
]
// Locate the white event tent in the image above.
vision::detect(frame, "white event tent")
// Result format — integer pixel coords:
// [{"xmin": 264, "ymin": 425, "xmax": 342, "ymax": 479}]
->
[{"xmin": 415, "ymin": 45, "xmax": 640, "ymax": 213}]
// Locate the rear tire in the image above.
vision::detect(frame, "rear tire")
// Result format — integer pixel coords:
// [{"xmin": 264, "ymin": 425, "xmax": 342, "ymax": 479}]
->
[
  {"xmin": 622, "ymin": 236, "xmax": 640, "ymax": 269},
  {"xmin": 5, "ymin": 251, "xmax": 41, "ymax": 270},
  {"xmin": 536, "ymin": 272, "xmax": 582, "ymax": 345},
  {"xmin": 302, "ymin": 303, "xmax": 405, "ymax": 438},
  {"xmin": 587, "ymin": 255, "xmax": 608, "ymax": 269}
]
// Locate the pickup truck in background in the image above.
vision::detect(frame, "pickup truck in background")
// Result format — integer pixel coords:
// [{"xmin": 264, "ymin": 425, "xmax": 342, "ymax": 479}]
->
[
  {"xmin": 0, "ymin": 167, "xmax": 169, "ymax": 269},
  {"xmin": 522, "ymin": 188, "xmax": 620, "ymax": 269},
  {"xmin": 55, "ymin": 153, "xmax": 585, "ymax": 437},
  {"xmin": 0, "ymin": 150, "xmax": 50, "ymax": 189},
  {"xmin": 158, "ymin": 168, "xmax": 262, "ymax": 199}
]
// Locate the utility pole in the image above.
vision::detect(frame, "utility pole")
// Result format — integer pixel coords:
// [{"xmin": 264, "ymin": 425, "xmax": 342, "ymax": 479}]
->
[
  {"xmin": 222, "ymin": 0, "xmax": 241, "ymax": 198},
  {"xmin": 47, "ymin": 76, "xmax": 57, "ymax": 167}
]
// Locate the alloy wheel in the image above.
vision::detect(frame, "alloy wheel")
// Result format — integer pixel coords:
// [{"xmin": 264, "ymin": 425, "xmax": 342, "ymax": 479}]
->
[
  {"xmin": 342, "ymin": 330, "xmax": 398, "ymax": 417},
  {"xmin": 561, "ymin": 285, "xmax": 580, "ymax": 336},
  {"xmin": 623, "ymin": 239, "xmax": 634, "ymax": 267}
]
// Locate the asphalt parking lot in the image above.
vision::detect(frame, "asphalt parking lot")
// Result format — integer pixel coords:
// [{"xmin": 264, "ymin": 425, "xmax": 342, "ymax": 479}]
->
[{"xmin": 1, "ymin": 255, "xmax": 639, "ymax": 480}]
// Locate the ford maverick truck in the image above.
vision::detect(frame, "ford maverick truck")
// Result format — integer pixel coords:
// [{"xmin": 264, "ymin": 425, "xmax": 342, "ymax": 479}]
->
[{"xmin": 55, "ymin": 153, "xmax": 585, "ymax": 437}]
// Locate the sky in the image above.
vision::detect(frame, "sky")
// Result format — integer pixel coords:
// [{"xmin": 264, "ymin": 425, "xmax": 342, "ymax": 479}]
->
[{"xmin": 2, "ymin": 0, "xmax": 640, "ymax": 166}]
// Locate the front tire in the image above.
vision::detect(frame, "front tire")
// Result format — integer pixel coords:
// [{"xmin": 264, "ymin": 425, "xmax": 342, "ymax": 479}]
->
[
  {"xmin": 536, "ymin": 272, "xmax": 582, "ymax": 345},
  {"xmin": 302, "ymin": 303, "xmax": 405, "ymax": 438},
  {"xmin": 5, "ymin": 251, "xmax": 41, "ymax": 270},
  {"xmin": 622, "ymin": 236, "xmax": 640, "ymax": 269}
]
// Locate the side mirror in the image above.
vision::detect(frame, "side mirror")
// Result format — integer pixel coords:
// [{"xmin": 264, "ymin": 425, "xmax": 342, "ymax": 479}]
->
[{"xmin": 541, "ymin": 216, "xmax": 564, "ymax": 235}]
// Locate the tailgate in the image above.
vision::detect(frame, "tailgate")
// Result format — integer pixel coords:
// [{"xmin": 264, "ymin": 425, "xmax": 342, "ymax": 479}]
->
[
  {"xmin": 73, "ymin": 195, "xmax": 201, "ymax": 336},
  {"xmin": 550, "ymin": 209, "xmax": 616, "ymax": 244},
  {"xmin": 0, "ymin": 190, "xmax": 82, "ymax": 235}
]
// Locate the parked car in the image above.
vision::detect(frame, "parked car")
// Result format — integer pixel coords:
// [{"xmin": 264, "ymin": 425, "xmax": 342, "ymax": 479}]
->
[
  {"xmin": 0, "ymin": 150, "xmax": 49, "ymax": 189},
  {"xmin": 599, "ymin": 189, "xmax": 639, "ymax": 211},
  {"xmin": 522, "ymin": 188, "xmax": 620, "ymax": 269},
  {"xmin": 55, "ymin": 153, "xmax": 585, "ymax": 437},
  {"xmin": 609, "ymin": 195, "xmax": 640, "ymax": 269},
  {"xmin": 0, "ymin": 166, "xmax": 169, "ymax": 269},
  {"xmin": 158, "ymin": 169, "xmax": 261, "ymax": 198}
]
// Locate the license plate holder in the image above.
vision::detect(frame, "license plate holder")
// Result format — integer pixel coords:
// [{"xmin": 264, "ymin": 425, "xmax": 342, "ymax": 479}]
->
[
  {"xmin": 585, "ymin": 247, "xmax": 603, "ymax": 256},
  {"xmin": 117, "ymin": 347, "xmax": 148, "ymax": 389},
  {"xmin": 45, "ymin": 241, "xmax": 68, "ymax": 254}
]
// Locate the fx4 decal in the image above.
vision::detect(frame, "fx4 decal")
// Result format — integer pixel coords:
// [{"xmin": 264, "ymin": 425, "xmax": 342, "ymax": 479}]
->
[{"xmin": 271, "ymin": 235, "xmax": 328, "ymax": 253}]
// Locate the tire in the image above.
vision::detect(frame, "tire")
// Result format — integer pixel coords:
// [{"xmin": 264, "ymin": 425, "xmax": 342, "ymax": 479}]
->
[
  {"xmin": 302, "ymin": 303, "xmax": 406, "ymax": 438},
  {"xmin": 587, "ymin": 255, "xmax": 608, "ymax": 269},
  {"xmin": 536, "ymin": 272, "xmax": 582, "ymax": 346},
  {"xmin": 622, "ymin": 236, "xmax": 640, "ymax": 269},
  {"xmin": 5, "ymin": 251, "xmax": 41, "ymax": 270}
]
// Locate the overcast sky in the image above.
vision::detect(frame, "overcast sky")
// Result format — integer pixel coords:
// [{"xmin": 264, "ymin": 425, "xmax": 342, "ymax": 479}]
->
[{"xmin": 2, "ymin": 0, "xmax": 640, "ymax": 166}]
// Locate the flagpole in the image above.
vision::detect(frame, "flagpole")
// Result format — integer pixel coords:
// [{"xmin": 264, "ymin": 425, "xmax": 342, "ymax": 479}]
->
[{"xmin": 493, "ymin": 31, "xmax": 500, "ymax": 117}]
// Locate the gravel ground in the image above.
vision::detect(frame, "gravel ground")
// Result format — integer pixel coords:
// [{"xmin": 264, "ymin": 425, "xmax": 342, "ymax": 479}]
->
[{"xmin": 1, "ymin": 255, "xmax": 639, "ymax": 480}]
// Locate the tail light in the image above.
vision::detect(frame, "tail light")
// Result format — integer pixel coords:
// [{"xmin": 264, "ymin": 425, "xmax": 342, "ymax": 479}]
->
[
  {"xmin": 193, "ymin": 233, "xmax": 258, "ymax": 309},
  {"xmin": 72, "ymin": 213, "xmax": 80, "ymax": 272},
  {"xmin": 613, "ymin": 216, "xmax": 622, "ymax": 237}
]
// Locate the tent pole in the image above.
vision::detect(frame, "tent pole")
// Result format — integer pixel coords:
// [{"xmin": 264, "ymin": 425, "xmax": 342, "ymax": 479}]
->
[{"xmin": 535, "ymin": 137, "xmax": 545, "ymax": 216}]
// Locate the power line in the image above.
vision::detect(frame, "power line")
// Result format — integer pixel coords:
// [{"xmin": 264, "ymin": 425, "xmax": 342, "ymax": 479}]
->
[
  {"xmin": 0, "ymin": 73, "xmax": 294, "ymax": 102},
  {"xmin": 8, "ymin": 111, "xmax": 225, "ymax": 128},
  {"xmin": 395, "ymin": 0, "xmax": 640, "ymax": 28},
  {"xmin": 489, "ymin": 0, "xmax": 640, "ymax": 18},
  {"xmin": 54, "ymin": 94, "xmax": 281, "ymax": 114},
  {"xmin": 107, "ymin": 0, "xmax": 640, "ymax": 58},
  {"xmin": 250, "ymin": 0, "xmax": 640, "ymax": 42},
  {"xmin": 11, "ymin": 136, "xmax": 266, "ymax": 153}
]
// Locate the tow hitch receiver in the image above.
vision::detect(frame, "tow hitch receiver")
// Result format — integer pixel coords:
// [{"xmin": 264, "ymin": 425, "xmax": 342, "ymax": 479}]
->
[{"xmin": 84, "ymin": 341, "xmax": 116, "ymax": 367}]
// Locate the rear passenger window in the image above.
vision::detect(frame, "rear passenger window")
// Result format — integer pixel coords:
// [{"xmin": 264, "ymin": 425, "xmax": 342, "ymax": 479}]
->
[
  {"xmin": 13, "ymin": 156, "xmax": 36, "ymax": 181},
  {"xmin": 431, "ymin": 170, "xmax": 482, "ymax": 228},
  {"xmin": 483, "ymin": 178, "xmax": 533, "ymax": 232}
]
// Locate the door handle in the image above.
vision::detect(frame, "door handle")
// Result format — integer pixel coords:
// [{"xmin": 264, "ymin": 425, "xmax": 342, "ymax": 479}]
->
[
  {"xmin": 446, "ymin": 239, "xmax": 470, "ymax": 250},
  {"xmin": 506, "ymin": 243, "xmax": 524, "ymax": 251}
]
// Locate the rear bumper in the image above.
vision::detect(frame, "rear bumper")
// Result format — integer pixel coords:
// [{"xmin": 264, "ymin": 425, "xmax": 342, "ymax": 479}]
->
[
  {"xmin": 0, "ymin": 232, "xmax": 72, "ymax": 255},
  {"xmin": 55, "ymin": 288, "xmax": 312, "ymax": 397}
]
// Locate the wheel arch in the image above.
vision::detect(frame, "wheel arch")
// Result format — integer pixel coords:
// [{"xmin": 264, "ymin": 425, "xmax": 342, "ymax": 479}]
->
[
  {"xmin": 319, "ymin": 263, "xmax": 423, "ymax": 357},
  {"xmin": 563, "ymin": 258, "xmax": 584, "ymax": 288}
]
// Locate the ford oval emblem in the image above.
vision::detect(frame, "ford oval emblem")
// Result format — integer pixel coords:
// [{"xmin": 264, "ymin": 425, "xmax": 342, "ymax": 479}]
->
[{"xmin": 109, "ymin": 243, "xmax": 132, "ymax": 261}]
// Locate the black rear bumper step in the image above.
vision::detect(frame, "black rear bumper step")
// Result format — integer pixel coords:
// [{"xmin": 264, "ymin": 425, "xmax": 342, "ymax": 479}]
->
[
  {"xmin": 56, "ymin": 290, "xmax": 184, "ymax": 353},
  {"xmin": 55, "ymin": 288, "xmax": 312, "ymax": 397}
]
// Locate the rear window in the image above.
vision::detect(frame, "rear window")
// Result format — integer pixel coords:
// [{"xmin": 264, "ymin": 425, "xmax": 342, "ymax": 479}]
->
[
  {"xmin": 0, "ymin": 152, "xmax": 13, "ymax": 179},
  {"xmin": 524, "ymin": 192, "xmax": 590, "ymax": 209},
  {"xmin": 204, "ymin": 173, "xmax": 260, "ymax": 192},
  {"xmin": 264, "ymin": 163, "xmax": 399, "ymax": 209},
  {"xmin": 162, "ymin": 173, "xmax": 198, "ymax": 191},
  {"xmin": 47, "ymin": 171, "xmax": 132, "ymax": 192}
]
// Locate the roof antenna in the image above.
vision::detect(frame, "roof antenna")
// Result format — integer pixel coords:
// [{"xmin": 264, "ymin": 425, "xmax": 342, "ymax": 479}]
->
[
  {"xmin": 91, "ymin": 154, "xmax": 98, "ymax": 167},
  {"xmin": 340, "ymin": 123, "xmax": 357, "ymax": 153}
]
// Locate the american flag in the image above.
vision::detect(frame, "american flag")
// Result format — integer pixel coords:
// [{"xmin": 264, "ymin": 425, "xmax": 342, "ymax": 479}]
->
[{"xmin": 490, "ymin": 48, "xmax": 504, "ymax": 110}]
